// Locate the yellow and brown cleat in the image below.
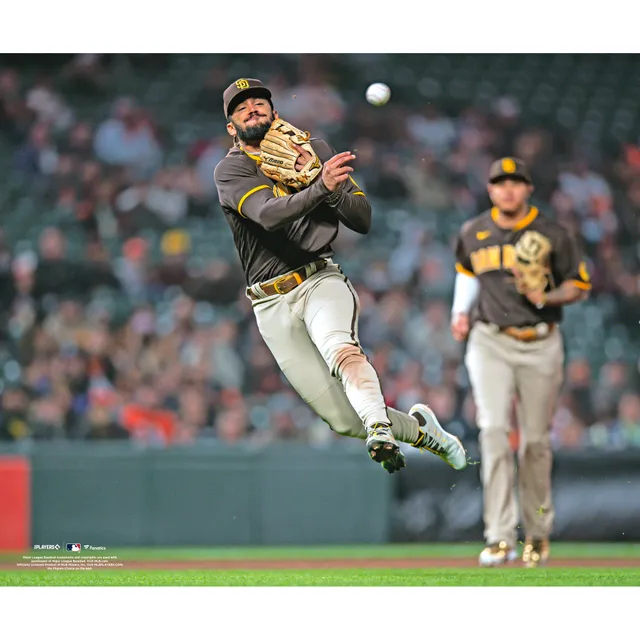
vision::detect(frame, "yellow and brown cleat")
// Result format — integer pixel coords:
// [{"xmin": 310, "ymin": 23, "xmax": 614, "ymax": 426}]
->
[
  {"xmin": 365, "ymin": 423, "xmax": 406, "ymax": 474},
  {"xmin": 478, "ymin": 541, "xmax": 518, "ymax": 567},
  {"xmin": 522, "ymin": 538, "xmax": 550, "ymax": 568}
]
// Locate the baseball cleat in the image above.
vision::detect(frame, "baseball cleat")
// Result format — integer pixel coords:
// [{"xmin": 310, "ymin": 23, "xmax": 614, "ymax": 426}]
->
[
  {"xmin": 479, "ymin": 541, "xmax": 518, "ymax": 567},
  {"xmin": 381, "ymin": 455, "xmax": 406, "ymax": 474},
  {"xmin": 522, "ymin": 538, "xmax": 550, "ymax": 568},
  {"xmin": 409, "ymin": 403, "xmax": 468, "ymax": 470},
  {"xmin": 365, "ymin": 423, "xmax": 406, "ymax": 474}
]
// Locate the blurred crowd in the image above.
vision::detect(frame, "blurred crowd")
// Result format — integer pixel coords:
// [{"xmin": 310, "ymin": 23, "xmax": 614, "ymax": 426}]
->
[{"xmin": 0, "ymin": 54, "xmax": 639, "ymax": 449}]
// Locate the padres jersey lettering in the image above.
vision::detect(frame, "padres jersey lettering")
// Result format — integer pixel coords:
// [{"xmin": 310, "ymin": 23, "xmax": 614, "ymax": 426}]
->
[
  {"xmin": 454, "ymin": 207, "xmax": 591, "ymax": 327},
  {"xmin": 467, "ymin": 243, "xmax": 519, "ymax": 275}
]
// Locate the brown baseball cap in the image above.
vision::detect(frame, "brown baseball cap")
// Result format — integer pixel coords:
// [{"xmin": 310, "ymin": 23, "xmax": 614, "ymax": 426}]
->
[
  {"xmin": 223, "ymin": 78, "xmax": 272, "ymax": 118},
  {"xmin": 488, "ymin": 157, "xmax": 532, "ymax": 184}
]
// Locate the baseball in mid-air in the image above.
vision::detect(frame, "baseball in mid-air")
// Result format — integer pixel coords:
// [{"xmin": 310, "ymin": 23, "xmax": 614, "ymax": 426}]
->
[{"xmin": 365, "ymin": 82, "xmax": 391, "ymax": 106}]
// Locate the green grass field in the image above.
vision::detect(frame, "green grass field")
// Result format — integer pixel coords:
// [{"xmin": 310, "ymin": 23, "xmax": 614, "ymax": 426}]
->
[
  {"xmin": 2, "ymin": 568, "xmax": 639, "ymax": 587},
  {"xmin": 1, "ymin": 543, "xmax": 639, "ymax": 586}
]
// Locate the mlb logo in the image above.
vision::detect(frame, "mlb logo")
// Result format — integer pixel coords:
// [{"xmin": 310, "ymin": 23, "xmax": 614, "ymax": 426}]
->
[{"xmin": 66, "ymin": 543, "xmax": 82, "ymax": 552}]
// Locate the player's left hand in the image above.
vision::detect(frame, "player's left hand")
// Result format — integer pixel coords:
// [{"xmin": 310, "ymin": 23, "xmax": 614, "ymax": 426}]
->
[
  {"xmin": 293, "ymin": 144, "xmax": 313, "ymax": 171},
  {"xmin": 512, "ymin": 265, "xmax": 544, "ymax": 304},
  {"xmin": 524, "ymin": 289, "xmax": 545, "ymax": 306}
]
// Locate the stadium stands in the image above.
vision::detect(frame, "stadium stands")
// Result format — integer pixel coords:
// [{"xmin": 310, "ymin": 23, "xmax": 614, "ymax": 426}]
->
[{"xmin": 0, "ymin": 53, "xmax": 638, "ymax": 448}]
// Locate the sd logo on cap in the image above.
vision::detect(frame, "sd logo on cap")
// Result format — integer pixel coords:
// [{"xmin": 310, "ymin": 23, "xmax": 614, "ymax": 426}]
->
[
  {"xmin": 489, "ymin": 157, "xmax": 532, "ymax": 184},
  {"xmin": 223, "ymin": 78, "xmax": 273, "ymax": 118}
]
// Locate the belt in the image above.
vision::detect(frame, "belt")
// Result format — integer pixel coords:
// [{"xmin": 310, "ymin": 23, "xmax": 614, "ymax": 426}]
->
[
  {"xmin": 247, "ymin": 259, "xmax": 328, "ymax": 300},
  {"xmin": 500, "ymin": 323, "xmax": 556, "ymax": 342}
]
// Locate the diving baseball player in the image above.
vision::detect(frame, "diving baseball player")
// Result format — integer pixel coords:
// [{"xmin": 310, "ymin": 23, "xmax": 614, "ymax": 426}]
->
[
  {"xmin": 214, "ymin": 78, "xmax": 467, "ymax": 474},
  {"xmin": 451, "ymin": 157, "xmax": 591, "ymax": 567}
]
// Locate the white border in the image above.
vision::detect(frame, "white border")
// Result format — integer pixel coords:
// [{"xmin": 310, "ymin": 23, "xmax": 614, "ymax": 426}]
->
[
  {"xmin": 1, "ymin": 6, "xmax": 637, "ymax": 640},
  {"xmin": 2, "ymin": 587, "xmax": 638, "ymax": 638},
  {"xmin": 1, "ymin": 1, "xmax": 636, "ymax": 53}
]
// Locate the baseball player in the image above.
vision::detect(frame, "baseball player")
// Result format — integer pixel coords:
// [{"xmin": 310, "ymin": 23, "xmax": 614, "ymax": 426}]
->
[
  {"xmin": 213, "ymin": 78, "xmax": 468, "ymax": 474},
  {"xmin": 451, "ymin": 157, "xmax": 591, "ymax": 567}
]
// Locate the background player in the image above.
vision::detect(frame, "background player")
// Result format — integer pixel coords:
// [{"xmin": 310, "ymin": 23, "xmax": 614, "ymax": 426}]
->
[
  {"xmin": 451, "ymin": 157, "xmax": 591, "ymax": 567},
  {"xmin": 214, "ymin": 78, "xmax": 467, "ymax": 474}
]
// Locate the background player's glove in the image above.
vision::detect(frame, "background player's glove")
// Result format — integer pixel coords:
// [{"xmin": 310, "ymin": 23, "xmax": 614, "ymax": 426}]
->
[
  {"xmin": 513, "ymin": 230, "xmax": 553, "ymax": 293},
  {"xmin": 258, "ymin": 119, "xmax": 323, "ymax": 188}
]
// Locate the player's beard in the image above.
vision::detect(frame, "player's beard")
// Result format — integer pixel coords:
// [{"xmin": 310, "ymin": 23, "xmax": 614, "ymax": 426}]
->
[{"xmin": 236, "ymin": 117, "xmax": 273, "ymax": 145}]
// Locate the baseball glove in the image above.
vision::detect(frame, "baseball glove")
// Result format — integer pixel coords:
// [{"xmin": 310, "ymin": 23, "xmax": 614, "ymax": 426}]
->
[
  {"xmin": 258, "ymin": 119, "xmax": 323, "ymax": 188},
  {"xmin": 513, "ymin": 230, "xmax": 552, "ymax": 293}
]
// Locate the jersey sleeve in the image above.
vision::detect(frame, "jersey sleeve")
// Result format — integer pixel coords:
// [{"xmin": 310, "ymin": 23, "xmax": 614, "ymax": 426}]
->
[
  {"xmin": 454, "ymin": 226, "xmax": 475, "ymax": 277},
  {"xmin": 310, "ymin": 139, "xmax": 371, "ymax": 234},
  {"xmin": 214, "ymin": 155, "xmax": 331, "ymax": 231},
  {"xmin": 551, "ymin": 226, "xmax": 592, "ymax": 291},
  {"xmin": 214, "ymin": 156, "xmax": 273, "ymax": 216}
]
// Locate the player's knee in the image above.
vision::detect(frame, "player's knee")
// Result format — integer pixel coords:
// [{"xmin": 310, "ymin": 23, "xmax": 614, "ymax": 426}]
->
[
  {"xmin": 327, "ymin": 343, "xmax": 367, "ymax": 381},
  {"xmin": 321, "ymin": 407, "xmax": 364, "ymax": 439},
  {"xmin": 329, "ymin": 420, "xmax": 365, "ymax": 439},
  {"xmin": 520, "ymin": 435, "xmax": 551, "ymax": 451},
  {"xmin": 478, "ymin": 427, "xmax": 512, "ymax": 455}
]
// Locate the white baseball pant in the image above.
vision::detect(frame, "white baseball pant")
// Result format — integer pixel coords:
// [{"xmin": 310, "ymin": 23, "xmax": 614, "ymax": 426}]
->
[{"xmin": 248, "ymin": 260, "xmax": 421, "ymax": 444}]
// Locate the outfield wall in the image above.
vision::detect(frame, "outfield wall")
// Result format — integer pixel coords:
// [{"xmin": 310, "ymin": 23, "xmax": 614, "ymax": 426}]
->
[
  {"xmin": 0, "ymin": 442, "xmax": 391, "ymax": 549},
  {"xmin": 0, "ymin": 442, "xmax": 638, "ymax": 548},
  {"xmin": 392, "ymin": 448, "xmax": 640, "ymax": 543}
]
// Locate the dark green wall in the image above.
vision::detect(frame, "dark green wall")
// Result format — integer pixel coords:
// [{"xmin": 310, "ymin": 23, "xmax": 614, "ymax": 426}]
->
[
  {"xmin": 4, "ymin": 441, "xmax": 639, "ymax": 545},
  {"xmin": 9, "ymin": 442, "xmax": 391, "ymax": 547}
]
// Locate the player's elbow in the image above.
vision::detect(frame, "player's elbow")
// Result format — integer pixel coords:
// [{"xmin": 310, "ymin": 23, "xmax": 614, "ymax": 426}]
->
[
  {"xmin": 360, "ymin": 212, "xmax": 372, "ymax": 234},
  {"xmin": 352, "ymin": 216, "xmax": 371, "ymax": 235},
  {"xmin": 351, "ymin": 204, "xmax": 372, "ymax": 234}
]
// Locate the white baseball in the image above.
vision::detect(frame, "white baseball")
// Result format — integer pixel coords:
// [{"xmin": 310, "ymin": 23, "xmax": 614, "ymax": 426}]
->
[{"xmin": 365, "ymin": 82, "xmax": 391, "ymax": 106}]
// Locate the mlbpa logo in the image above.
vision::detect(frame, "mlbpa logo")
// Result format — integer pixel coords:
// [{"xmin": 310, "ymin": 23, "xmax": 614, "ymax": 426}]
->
[{"xmin": 66, "ymin": 543, "xmax": 82, "ymax": 552}]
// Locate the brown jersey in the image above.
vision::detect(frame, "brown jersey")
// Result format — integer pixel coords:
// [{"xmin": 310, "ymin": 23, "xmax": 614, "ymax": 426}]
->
[
  {"xmin": 214, "ymin": 138, "xmax": 370, "ymax": 286},
  {"xmin": 454, "ymin": 206, "xmax": 592, "ymax": 327}
]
